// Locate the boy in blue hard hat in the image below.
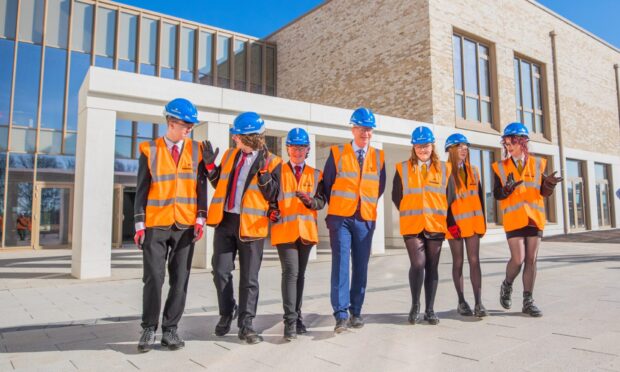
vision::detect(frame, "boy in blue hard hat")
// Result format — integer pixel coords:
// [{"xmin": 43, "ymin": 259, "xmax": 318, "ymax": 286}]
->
[{"xmin": 134, "ymin": 98, "xmax": 208, "ymax": 352}]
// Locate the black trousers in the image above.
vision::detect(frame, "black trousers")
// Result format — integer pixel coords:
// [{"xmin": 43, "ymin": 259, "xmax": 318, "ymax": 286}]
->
[
  {"xmin": 212, "ymin": 212, "xmax": 264, "ymax": 328},
  {"xmin": 276, "ymin": 240, "xmax": 313, "ymax": 323},
  {"xmin": 141, "ymin": 226, "xmax": 195, "ymax": 331}
]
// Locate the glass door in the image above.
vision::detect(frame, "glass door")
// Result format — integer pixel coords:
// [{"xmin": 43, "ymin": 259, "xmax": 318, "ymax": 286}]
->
[
  {"xmin": 32, "ymin": 183, "xmax": 73, "ymax": 249},
  {"xmin": 567, "ymin": 177, "xmax": 586, "ymax": 230},
  {"xmin": 596, "ymin": 181, "xmax": 611, "ymax": 227}
]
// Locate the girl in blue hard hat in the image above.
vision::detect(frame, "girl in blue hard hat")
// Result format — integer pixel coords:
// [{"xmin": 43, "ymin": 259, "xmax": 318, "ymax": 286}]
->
[
  {"xmin": 392, "ymin": 126, "xmax": 451, "ymax": 325},
  {"xmin": 492, "ymin": 122, "xmax": 562, "ymax": 317},
  {"xmin": 444, "ymin": 133, "xmax": 488, "ymax": 317}
]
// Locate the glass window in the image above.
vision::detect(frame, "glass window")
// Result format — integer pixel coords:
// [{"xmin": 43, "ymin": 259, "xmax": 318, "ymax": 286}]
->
[
  {"xmin": 71, "ymin": 0, "xmax": 93, "ymax": 53},
  {"xmin": 136, "ymin": 121, "xmax": 153, "ymax": 138},
  {"xmin": 0, "ymin": 0, "xmax": 18, "ymax": 39},
  {"xmin": 469, "ymin": 147, "xmax": 497, "ymax": 224},
  {"xmin": 115, "ymin": 119, "xmax": 132, "ymax": 136},
  {"xmin": 36, "ymin": 154, "xmax": 74, "ymax": 183},
  {"xmin": 0, "ymin": 152, "xmax": 5, "ymax": 246},
  {"xmin": 216, "ymin": 35, "xmax": 230, "ymax": 88},
  {"xmin": 250, "ymin": 43, "xmax": 262, "ymax": 93},
  {"xmin": 115, "ymin": 136, "xmax": 132, "ymax": 158},
  {"xmin": 160, "ymin": 22, "xmax": 176, "ymax": 79},
  {"xmin": 18, "ymin": 0, "xmax": 44, "ymax": 44},
  {"xmin": 45, "ymin": 0, "xmax": 69, "ymax": 48},
  {"xmin": 0, "ymin": 38, "xmax": 13, "ymax": 131},
  {"xmin": 118, "ymin": 59, "xmax": 135, "ymax": 73},
  {"xmin": 67, "ymin": 51, "xmax": 91, "ymax": 131},
  {"xmin": 10, "ymin": 127, "xmax": 36, "ymax": 152},
  {"xmin": 198, "ymin": 31, "xmax": 213, "ymax": 85},
  {"xmin": 63, "ymin": 131, "xmax": 76, "ymax": 154},
  {"xmin": 140, "ymin": 17, "xmax": 157, "ymax": 75},
  {"xmin": 4, "ymin": 153, "xmax": 34, "ymax": 247},
  {"xmin": 566, "ymin": 159, "xmax": 582, "ymax": 178},
  {"xmin": 12, "ymin": 42, "xmax": 41, "ymax": 128},
  {"xmin": 452, "ymin": 34, "xmax": 492, "ymax": 125},
  {"xmin": 515, "ymin": 56, "xmax": 545, "ymax": 135},
  {"xmin": 595, "ymin": 163, "xmax": 611, "ymax": 227},
  {"xmin": 118, "ymin": 13, "xmax": 137, "ymax": 62},
  {"xmin": 38, "ymin": 129, "xmax": 62, "ymax": 154},
  {"xmin": 180, "ymin": 27, "xmax": 195, "ymax": 82},
  {"xmin": 95, "ymin": 7, "xmax": 115, "ymax": 57},
  {"xmin": 233, "ymin": 39, "xmax": 246, "ymax": 90},
  {"xmin": 40, "ymin": 46, "xmax": 66, "ymax": 130},
  {"xmin": 266, "ymin": 46, "xmax": 275, "ymax": 96}
]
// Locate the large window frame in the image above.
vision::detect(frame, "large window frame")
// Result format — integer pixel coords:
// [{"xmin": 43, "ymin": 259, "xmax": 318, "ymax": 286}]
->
[
  {"xmin": 469, "ymin": 146, "xmax": 500, "ymax": 226},
  {"xmin": 514, "ymin": 55, "xmax": 548, "ymax": 140}
]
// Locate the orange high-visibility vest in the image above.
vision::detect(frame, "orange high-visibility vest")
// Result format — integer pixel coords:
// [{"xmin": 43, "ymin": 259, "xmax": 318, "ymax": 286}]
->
[
  {"xmin": 207, "ymin": 148, "xmax": 282, "ymax": 240},
  {"xmin": 492, "ymin": 156, "xmax": 547, "ymax": 232},
  {"xmin": 140, "ymin": 138, "xmax": 202, "ymax": 228},
  {"xmin": 447, "ymin": 164, "xmax": 486, "ymax": 239},
  {"xmin": 396, "ymin": 160, "xmax": 451, "ymax": 235},
  {"xmin": 271, "ymin": 164, "xmax": 322, "ymax": 246},
  {"xmin": 327, "ymin": 144, "xmax": 384, "ymax": 221}
]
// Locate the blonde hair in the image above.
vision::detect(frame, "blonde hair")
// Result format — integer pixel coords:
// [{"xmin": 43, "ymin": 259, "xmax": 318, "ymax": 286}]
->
[{"xmin": 447, "ymin": 146, "xmax": 470, "ymax": 189}]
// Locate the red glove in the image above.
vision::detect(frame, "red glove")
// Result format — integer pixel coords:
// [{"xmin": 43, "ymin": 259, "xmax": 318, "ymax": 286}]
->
[
  {"xmin": 192, "ymin": 224, "xmax": 204, "ymax": 243},
  {"xmin": 269, "ymin": 209, "xmax": 281, "ymax": 222},
  {"xmin": 134, "ymin": 229, "xmax": 145, "ymax": 249},
  {"xmin": 448, "ymin": 225, "xmax": 461, "ymax": 239}
]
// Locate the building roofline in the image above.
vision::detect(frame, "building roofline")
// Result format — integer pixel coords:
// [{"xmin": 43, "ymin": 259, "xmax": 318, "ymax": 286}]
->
[
  {"xmin": 527, "ymin": 0, "xmax": 619, "ymax": 53},
  {"xmin": 263, "ymin": 0, "xmax": 332, "ymax": 40}
]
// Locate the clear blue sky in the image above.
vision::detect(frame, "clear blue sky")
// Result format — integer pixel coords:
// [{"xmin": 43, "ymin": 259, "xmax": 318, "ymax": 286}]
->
[{"xmin": 115, "ymin": 0, "xmax": 619, "ymax": 48}]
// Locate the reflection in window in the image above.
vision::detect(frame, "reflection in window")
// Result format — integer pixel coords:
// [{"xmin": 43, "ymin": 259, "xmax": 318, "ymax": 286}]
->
[
  {"xmin": 160, "ymin": 23, "xmax": 176, "ymax": 79},
  {"xmin": 566, "ymin": 159, "xmax": 585, "ymax": 229},
  {"xmin": 118, "ymin": 12, "xmax": 137, "ymax": 64},
  {"xmin": 45, "ymin": 0, "xmax": 70, "ymax": 49},
  {"xmin": 67, "ymin": 51, "xmax": 90, "ymax": 131},
  {"xmin": 180, "ymin": 27, "xmax": 195, "ymax": 82},
  {"xmin": 71, "ymin": 0, "xmax": 93, "ymax": 53},
  {"xmin": 5, "ymin": 153, "xmax": 34, "ymax": 247},
  {"xmin": 250, "ymin": 43, "xmax": 262, "ymax": 93},
  {"xmin": 452, "ymin": 34, "xmax": 492, "ymax": 125},
  {"xmin": 0, "ymin": 0, "xmax": 18, "ymax": 39},
  {"xmin": 595, "ymin": 163, "xmax": 612, "ymax": 227},
  {"xmin": 469, "ymin": 147, "xmax": 497, "ymax": 224},
  {"xmin": 515, "ymin": 57, "xmax": 544, "ymax": 135},
  {"xmin": 64, "ymin": 132, "xmax": 76, "ymax": 154},
  {"xmin": 0, "ymin": 39, "xmax": 14, "ymax": 148},
  {"xmin": 94, "ymin": 7, "xmax": 115, "ymax": 69},
  {"xmin": 13, "ymin": 43, "xmax": 41, "ymax": 128},
  {"xmin": 216, "ymin": 35, "xmax": 230, "ymax": 88},
  {"xmin": 115, "ymin": 119, "xmax": 133, "ymax": 159},
  {"xmin": 38, "ymin": 130, "xmax": 63, "ymax": 154},
  {"xmin": 0, "ymin": 152, "xmax": 5, "ymax": 246},
  {"xmin": 37, "ymin": 154, "xmax": 75, "ymax": 183},
  {"xmin": 198, "ymin": 31, "xmax": 213, "ymax": 85},
  {"xmin": 266, "ymin": 46, "xmax": 275, "ymax": 96},
  {"xmin": 41, "ymin": 46, "xmax": 67, "ymax": 130},
  {"xmin": 18, "ymin": 0, "xmax": 44, "ymax": 44},
  {"xmin": 234, "ymin": 39, "xmax": 246, "ymax": 90},
  {"xmin": 140, "ymin": 18, "xmax": 157, "ymax": 76}
]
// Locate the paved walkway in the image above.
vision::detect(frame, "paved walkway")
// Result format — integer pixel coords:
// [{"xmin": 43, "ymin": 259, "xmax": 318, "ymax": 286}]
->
[{"xmin": 1, "ymin": 230, "xmax": 619, "ymax": 371}]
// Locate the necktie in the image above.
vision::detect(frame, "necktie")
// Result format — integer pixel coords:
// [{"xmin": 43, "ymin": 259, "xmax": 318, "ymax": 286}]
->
[
  {"xmin": 517, "ymin": 159, "xmax": 523, "ymax": 175},
  {"xmin": 459, "ymin": 166, "xmax": 466, "ymax": 184},
  {"xmin": 171, "ymin": 144, "xmax": 180, "ymax": 165},
  {"xmin": 227, "ymin": 152, "xmax": 248, "ymax": 210},
  {"xmin": 294, "ymin": 165, "xmax": 302, "ymax": 182},
  {"xmin": 357, "ymin": 149, "xmax": 364, "ymax": 169},
  {"xmin": 421, "ymin": 164, "xmax": 428, "ymax": 179}
]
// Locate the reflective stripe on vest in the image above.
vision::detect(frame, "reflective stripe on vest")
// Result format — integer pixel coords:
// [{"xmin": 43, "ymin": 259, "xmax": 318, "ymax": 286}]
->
[
  {"xmin": 397, "ymin": 160, "xmax": 450, "ymax": 235},
  {"xmin": 142, "ymin": 138, "xmax": 201, "ymax": 228},
  {"xmin": 327, "ymin": 144, "xmax": 383, "ymax": 220},
  {"xmin": 447, "ymin": 164, "xmax": 486, "ymax": 239}
]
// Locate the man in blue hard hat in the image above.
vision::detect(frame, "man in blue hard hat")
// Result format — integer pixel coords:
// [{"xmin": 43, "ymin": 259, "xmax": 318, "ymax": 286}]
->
[
  {"xmin": 322, "ymin": 107, "xmax": 386, "ymax": 333},
  {"xmin": 134, "ymin": 98, "xmax": 208, "ymax": 352}
]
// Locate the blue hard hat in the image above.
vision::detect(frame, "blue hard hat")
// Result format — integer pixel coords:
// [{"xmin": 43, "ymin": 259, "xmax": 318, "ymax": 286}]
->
[
  {"xmin": 411, "ymin": 126, "xmax": 435, "ymax": 145},
  {"xmin": 502, "ymin": 122, "xmax": 529, "ymax": 138},
  {"xmin": 286, "ymin": 128, "xmax": 310, "ymax": 146},
  {"xmin": 444, "ymin": 133, "xmax": 470, "ymax": 152},
  {"xmin": 350, "ymin": 107, "xmax": 376, "ymax": 128},
  {"xmin": 164, "ymin": 98, "xmax": 199, "ymax": 124},
  {"xmin": 230, "ymin": 112, "xmax": 265, "ymax": 135}
]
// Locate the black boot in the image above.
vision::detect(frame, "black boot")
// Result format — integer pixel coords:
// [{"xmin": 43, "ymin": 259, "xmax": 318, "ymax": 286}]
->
[
  {"xmin": 424, "ymin": 310, "xmax": 440, "ymax": 325},
  {"xmin": 161, "ymin": 329, "xmax": 185, "ymax": 350},
  {"xmin": 522, "ymin": 292, "xmax": 543, "ymax": 317},
  {"xmin": 137, "ymin": 327, "xmax": 156, "ymax": 353},
  {"xmin": 500, "ymin": 280, "xmax": 513, "ymax": 309},
  {"xmin": 296, "ymin": 318, "xmax": 308, "ymax": 334},
  {"xmin": 408, "ymin": 304, "xmax": 422, "ymax": 325},
  {"xmin": 284, "ymin": 321, "xmax": 297, "ymax": 341},
  {"xmin": 215, "ymin": 305, "xmax": 238, "ymax": 336},
  {"xmin": 474, "ymin": 303, "xmax": 488, "ymax": 317},
  {"xmin": 457, "ymin": 301, "xmax": 473, "ymax": 316},
  {"xmin": 238, "ymin": 324, "xmax": 263, "ymax": 344}
]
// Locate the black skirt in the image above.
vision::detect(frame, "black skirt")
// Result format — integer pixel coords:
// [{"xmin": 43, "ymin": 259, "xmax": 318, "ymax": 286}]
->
[{"xmin": 505, "ymin": 225, "xmax": 543, "ymax": 239}]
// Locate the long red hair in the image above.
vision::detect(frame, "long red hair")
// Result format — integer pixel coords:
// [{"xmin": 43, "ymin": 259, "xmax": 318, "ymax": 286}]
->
[{"xmin": 501, "ymin": 135, "xmax": 529, "ymax": 159}]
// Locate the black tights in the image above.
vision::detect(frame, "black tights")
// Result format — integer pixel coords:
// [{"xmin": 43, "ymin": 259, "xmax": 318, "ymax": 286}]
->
[
  {"xmin": 504, "ymin": 236, "xmax": 541, "ymax": 292},
  {"xmin": 448, "ymin": 235, "xmax": 482, "ymax": 305},
  {"xmin": 405, "ymin": 236, "xmax": 443, "ymax": 312}
]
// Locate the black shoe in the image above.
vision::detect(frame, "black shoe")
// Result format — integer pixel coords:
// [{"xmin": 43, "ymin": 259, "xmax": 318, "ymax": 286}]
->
[
  {"xmin": 348, "ymin": 315, "xmax": 364, "ymax": 329},
  {"xmin": 161, "ymin": 329, "xmax": 185, "ymax": 350},
  {"xmin": 408, "ymin": 304, "xmax": 422, "ymax": 325},
  {"xmin": 474, "ymin": 303, "xmax": 488, "ymax": 317},
  {"xmin": 137, "ymin": 327, "xmax": 156, "ymax": 353},
  {"xmin": 457, "ymin": 301, "xmax": 473, "ymax": 316},
  {"xmin": 284, "ymin": 321, "xmax": 297, "ymax": 341},
  {"xmin": 238, "ymin": 326, "xmax": 263, "ymax": 344},
  {"xmin": 500, "ymin": 281, "xmax": 513, "ymax": 310},
  {"xmin": 215, "ymin": 305, "xmax": 238, "ymax": 336},
  {"xmin": 424, "ymin": 310, "xmax": 440, "ymax": 325},
  {"xmin": 334, "ymin": 318, "xmax": 348, "ymax": 333},
  {"xmin": 296, "ymin": 318, "xmax": 308, "ymax": 334},
  {"xmin": 522, "ymin": 293, "xmax": 543, "ymax": 317}
]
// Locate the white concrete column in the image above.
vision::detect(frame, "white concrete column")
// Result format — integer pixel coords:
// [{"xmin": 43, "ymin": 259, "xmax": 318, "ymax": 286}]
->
[
  {"xmin": 72, "ymin": 107, "xmax": 117, "ymax": 279},
  {"xmin": 371, "ymin": 141, "xmax": 385, "ymax": 255},
  {"xmin": 585, "ymin": 160, "xmax": 599, "ymax": 230},
  {"xmin": 192, "ymin": 121, "xmax": 230, "ymax": 270}
]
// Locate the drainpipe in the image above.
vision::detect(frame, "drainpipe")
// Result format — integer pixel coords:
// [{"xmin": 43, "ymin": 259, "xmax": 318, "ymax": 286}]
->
[
  {"xmin": 614, "ymin": 64, "xmax": 620, "ymax": 130},
  {"xmin": 549, "ymin": 31, "xmax": 569, "ymax": 234}
]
